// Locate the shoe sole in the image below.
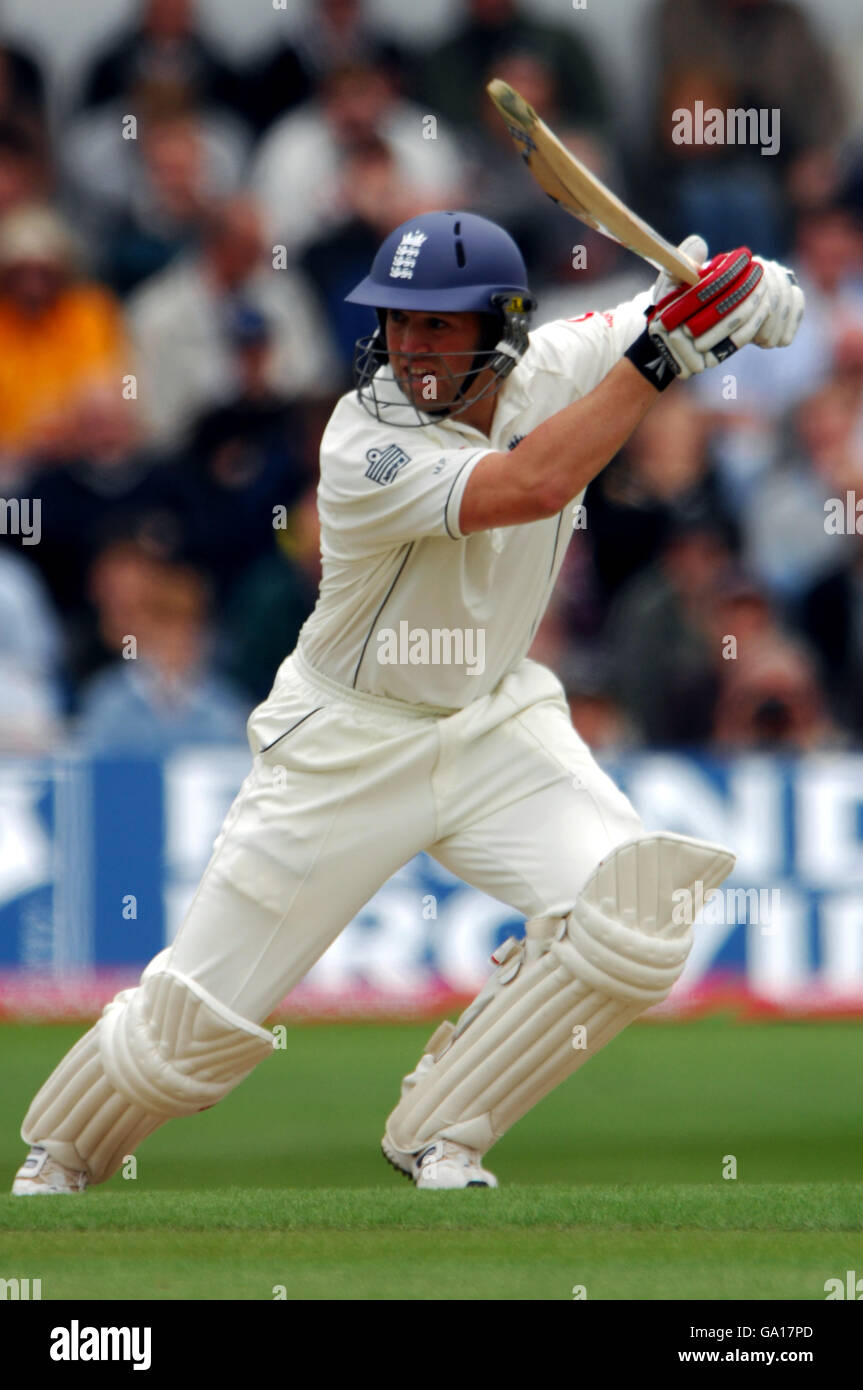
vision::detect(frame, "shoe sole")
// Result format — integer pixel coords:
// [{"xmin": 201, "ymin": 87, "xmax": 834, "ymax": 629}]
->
[
  {"xmin": 381, "ymin": 1138, "xmax": 495, "ymax": 1188},
  {"xmin": 11, "ymin": 1185, "xmax": 82, "ymax": 1195},
  {"xmin": 380, "ymin": 1140, "xmax": 413, "ymax": 1182}
]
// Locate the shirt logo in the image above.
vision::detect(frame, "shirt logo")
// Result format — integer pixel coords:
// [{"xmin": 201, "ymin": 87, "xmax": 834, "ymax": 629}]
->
[
  {"xmin": 365, "ymin": 443, "xmax": 411, "ymax": 484},
  {"xmin": 507, "ymin": 434, "xmax": 525, "ymax": 450},
  {"xmin": 389, "ymin": 230, "xmax": 427, "ymax": 280}
]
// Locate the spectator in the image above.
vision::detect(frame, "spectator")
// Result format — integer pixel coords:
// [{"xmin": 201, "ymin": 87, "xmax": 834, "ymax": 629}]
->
[
  {"xmin": 636, "ymin": 63, "xmax": 787, "ymax": 258},
  {"xmin": 419, "ymin": 0, "xmax": 609, "ymax": 132},
  {"xmin": 638, "ymin": 0, "xmax": 848, "ymax": 259},
  {"xmin": 243, "ymin": 0, "xmax": 411, "ymax": 135},
  {"xmin": 792, "ymin": 205, "xmax": 863, "ymax": 370},
  {"xmin": 712, "ymin": 634, "xmax": 839, "ymax": 750},
  {"xmin": 128, "ymin": 194, "xmax": 335, "ymax": 452},
  {"xmin": 688, "ymin": 201, "xmax": 863, "ymax": 509},
  {"xmin": 527, "ymin": 591, "xmax": 575, "ymax": 676},
  {"xmin": 223, "ymin": 484, "xmax": 322, "ymax": 702},
  {"xmin": 74, "ymin": 537, "xmax": 169, "ymax": 689},
  {"xmin": 564, "ymin": 679, "xmax": 641, "ymax": 754},
  {"xmin": 0, "ymin": 35, "xmax": 48, "ymax": 140},
  {"xmin": 289, "ymin": 0, "xmax": 408, "ymax": 87},
  {"xmin": 64, "ymin": 78, "xmax": 248, "ymax": 244},
  {"xmin": 300, "ymin": 136, "xmax": 438, "ymax": 370},
  {"xmin": 175, "ymin": 303, "xmax": 314, "ymax": 602},
  {"xmin": 685, "ymin": 572, "xmax": 840, "ymax": 749},
  {"xmin": 604, "ymin": 522, "xmax": 732, "ymax": 745},
  {"xmin": 0, "ymin": 205, "xmax": 127, "ymax": 467},
  {"xmin": 586, "ymin": 391, "xmax": 738, "ymax": 609},
  {"xmin": 99, "ymin": 110, "xmax": 216, "ymax": 295},
  {"xmin": 730, "ymin": 382, "xmax": 861, "ymax": 602},
  {"xmin": 649, "ymin": 0, "xmax": 846, "ymax": 169},
  {"xmin": 0, "ymin": 120, "xmax": 51, "ymax": 221},
  {"xmin": 459, "ymin": 49, "xmax": 640, "ymax": 303},
  {"xmin": 800, "ymin": 530, "xmax": 863, "ymax": 738},
  {"xmin": 460, "ymin": 47, "xmax": 565, "ymax": 228},
  {"xmin": 0, "ymin": 548, "xmax": 63, "ymax": 751},
  {"xmin": 23, "ymin": 384, "xmax": 192, "ymax": 646},
  {"xmin": 77, "ymin": 0, "xmax": 242, "ymax": 120},
  {"xmin": 251, "ymin": 61, "xmax": 463, "ymax": 254},
  {"xmin": 691, "ymin": 202, "xmax": 863, "ymax": 425},
  {"xmin": 75, "ymin": 559, "xmax": 249, "ymax": 753}
]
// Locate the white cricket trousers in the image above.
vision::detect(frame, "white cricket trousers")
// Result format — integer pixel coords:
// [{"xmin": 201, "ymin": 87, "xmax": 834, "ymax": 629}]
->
[{"xmin": 167, "ymin": 648, "xmax": 643, "ymax": 1022}]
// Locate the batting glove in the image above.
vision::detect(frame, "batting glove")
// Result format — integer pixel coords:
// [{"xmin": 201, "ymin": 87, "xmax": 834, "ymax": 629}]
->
[
  {"xmin": 751, "ymin": 256, "xmax": 805, "ymax": 348},
  {"xmin": 623, "ymin": 234, "xmax": 710, "ymax": 390},
  {"xmin": 650, "ymin": 234, "xmax": 708, "ymax": 304},
  {"xmin": 646, "ymin": 246, "xmax": 770, "ymax": 379}
]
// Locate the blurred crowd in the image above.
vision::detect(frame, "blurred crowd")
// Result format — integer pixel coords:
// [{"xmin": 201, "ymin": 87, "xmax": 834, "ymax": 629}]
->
[{"xmin": 0, "ymin": 0, "xmax": 861, "ymax": 756}]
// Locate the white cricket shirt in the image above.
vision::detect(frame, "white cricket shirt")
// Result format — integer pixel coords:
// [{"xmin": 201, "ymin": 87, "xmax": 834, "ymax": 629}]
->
[{"xmin": 297, "ymin": 293, "xmax": 651, "ymax": 707}]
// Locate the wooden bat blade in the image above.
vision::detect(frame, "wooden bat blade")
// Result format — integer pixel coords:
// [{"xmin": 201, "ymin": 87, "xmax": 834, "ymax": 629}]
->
[{"xmin": 486, "ymin": 78, "xmax": 700, "ymax": 287}]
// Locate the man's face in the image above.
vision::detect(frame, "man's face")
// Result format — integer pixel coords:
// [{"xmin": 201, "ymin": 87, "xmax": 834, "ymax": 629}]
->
[{"xmin": 385, "ymin": 308, "xmax": 486, "ymax": 411}]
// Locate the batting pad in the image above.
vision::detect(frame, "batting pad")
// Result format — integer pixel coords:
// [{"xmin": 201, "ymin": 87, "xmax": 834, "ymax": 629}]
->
[
  {"xmin": 21, "ymin": 951, "xmax": 274, "ymax": 1183},
  {"xmin": 386, "ymin": 833, "xmax": 735, "ymax": 1157}
]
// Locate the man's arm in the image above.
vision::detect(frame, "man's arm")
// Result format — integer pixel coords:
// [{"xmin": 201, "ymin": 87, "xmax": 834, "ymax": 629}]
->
[
  {"xmin": 459, "ymin": 357, "xmax": 657, "ymax": 534},
  {"xmin": 461, "ymin": 240, "xmax": 791, "ymax": 536}
]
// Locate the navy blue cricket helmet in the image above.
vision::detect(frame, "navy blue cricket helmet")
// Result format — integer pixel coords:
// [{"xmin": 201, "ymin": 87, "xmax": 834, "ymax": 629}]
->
[{"xmin": 346, "ymin": 210, "xmax": 536, "ymax": 424}]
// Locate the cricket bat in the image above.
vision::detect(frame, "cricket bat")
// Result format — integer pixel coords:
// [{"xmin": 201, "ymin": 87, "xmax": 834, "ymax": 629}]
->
[{"xmin": 487, "ymin": 78, "xmax": 700, "ymax": 287}]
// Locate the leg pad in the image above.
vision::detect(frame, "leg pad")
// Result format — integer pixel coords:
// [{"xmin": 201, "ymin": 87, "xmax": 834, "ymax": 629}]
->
[
  {"xmin": 21, "ymin": 952, "xmax": 274, "ymax": 1183},
  {"xmin": 385, "ymin": 833, "xmax": 735, "ymax": 1156}
]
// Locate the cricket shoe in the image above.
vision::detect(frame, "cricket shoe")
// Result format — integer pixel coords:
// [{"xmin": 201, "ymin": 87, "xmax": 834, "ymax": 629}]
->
[
  {"xmin": 12, "ymin": 1145, "xmax": 88, "ymax": 1195},
  {"xmin": 382, "ymin": 1136, "xmax": 498, "ymax": 1188}
]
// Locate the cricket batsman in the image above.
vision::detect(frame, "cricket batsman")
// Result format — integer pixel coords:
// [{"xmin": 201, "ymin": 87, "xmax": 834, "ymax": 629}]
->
[{"xmin": 13, "ymin": 211, "xmax": 803, "ymax": 1192}]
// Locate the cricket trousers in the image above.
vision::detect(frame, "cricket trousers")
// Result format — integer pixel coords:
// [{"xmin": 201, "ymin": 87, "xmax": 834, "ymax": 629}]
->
[
  {"xmin": 18, "ymin": 646, "xmax": 648, "ymax": 1183},
  {"xmin": 167, "ymin": 648, "xmax": 644, "ymax": 1021}
]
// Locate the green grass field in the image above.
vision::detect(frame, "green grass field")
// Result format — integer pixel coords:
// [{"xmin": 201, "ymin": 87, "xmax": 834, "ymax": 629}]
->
[{"xmin": 1, "ymin": 1017, "xmax": 861, "ymax": 1300}]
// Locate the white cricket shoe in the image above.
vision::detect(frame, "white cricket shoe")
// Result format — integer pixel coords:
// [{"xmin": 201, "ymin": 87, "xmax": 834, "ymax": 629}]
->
[
  {"xmin": 12, "ymin": 1145, "xmax": 88, "ymax": 1195},
  {"xmin": 382, "ymin": 1136, "xmax": 498, "ymax": 1188}
]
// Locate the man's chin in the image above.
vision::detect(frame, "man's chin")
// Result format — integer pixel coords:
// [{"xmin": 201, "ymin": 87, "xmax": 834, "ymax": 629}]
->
[{"xmin": 398, "ymin": 382, "xmax": 456, "ymax": 414}]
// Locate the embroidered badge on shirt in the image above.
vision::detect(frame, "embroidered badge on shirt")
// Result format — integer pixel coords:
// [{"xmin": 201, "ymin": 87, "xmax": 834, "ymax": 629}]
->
[{"xmin": 365, "ymin": 443, "xmax": 411, "ymax": 484}]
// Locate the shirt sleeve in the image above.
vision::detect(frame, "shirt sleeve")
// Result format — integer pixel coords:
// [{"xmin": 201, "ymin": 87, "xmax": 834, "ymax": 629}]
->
[
  {"xmin": 317, "ymin": 407, "xmax": 494, "ymax": 558},
  {"xmin": 526, "ymin": 290, "xmax": 653, "ymax": 403}
]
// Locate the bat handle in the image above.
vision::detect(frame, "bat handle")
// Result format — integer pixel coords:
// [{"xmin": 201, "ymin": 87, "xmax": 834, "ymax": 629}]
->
[{"xmin": 671, "ymin": 252, "xmax": 702, "ymax": 287}]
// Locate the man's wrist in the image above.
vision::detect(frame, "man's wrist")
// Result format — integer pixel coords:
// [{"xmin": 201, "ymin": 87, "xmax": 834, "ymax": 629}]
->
[{"xmin": 623, "ymin": 327, "xmax": 678, "ymax": 392}]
